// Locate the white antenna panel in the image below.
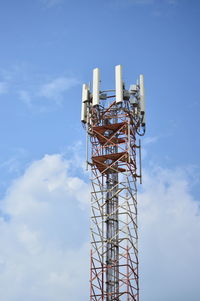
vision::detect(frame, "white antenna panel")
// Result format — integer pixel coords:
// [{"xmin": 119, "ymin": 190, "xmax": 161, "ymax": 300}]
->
[
  {"xmin": 115, "ymin": 65, "xmax": 123, "ymax": 103},
  {"xmin": 82, "ymin": 83, "xmax": 89, "ymax": 103},
  {"xmin": 139, "ymin": 74, "xmax": 145, "ymax": 115},
  {"xmin": 92, "ymin": 68, "xmax": 100, "ymax": 106},
  {"xmin": 81, "ymin": 101, "xmax": 87, "ymax": 123},
  {"xmin": 81, "ymin": 84, "xmax": 89, "ymax": 123}
]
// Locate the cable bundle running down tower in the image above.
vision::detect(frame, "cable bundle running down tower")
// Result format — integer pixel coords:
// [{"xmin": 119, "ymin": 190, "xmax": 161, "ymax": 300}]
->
[{"xmin": 81, "ymin": 65, "xmax": 146, "ymax": 301}]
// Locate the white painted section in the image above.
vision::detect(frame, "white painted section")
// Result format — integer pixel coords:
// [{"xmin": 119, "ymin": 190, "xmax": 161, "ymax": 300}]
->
[
  {"xmin": 129, "ymin": 84, "xmax": 137, "ymax": 93},
  {"xmin": 81, "ymin": 101, "xmax": 87, "ymax": 123},
  {"xmin": 115, "ymin": 65, "xmax": 123, "ymax": 103},
  {"xmin": 139, "ymin": 74, "xmax": 145, "ymax": 114},
  {"xmin": 81, "ymin": 84, "xmax": 89, "ymax": 123},
  {"xmin": 82, "ymin": 83, "xmax": 89, "ymax": 103},
  {"xmin": 92, "ymin": 68, "xmax": 100, "ymax": 106}
]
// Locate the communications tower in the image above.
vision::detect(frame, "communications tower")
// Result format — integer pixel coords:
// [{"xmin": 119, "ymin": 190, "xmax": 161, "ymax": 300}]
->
[{"xmin": 81, "ymin": 65, "xmax": 146, "ymax": 301}]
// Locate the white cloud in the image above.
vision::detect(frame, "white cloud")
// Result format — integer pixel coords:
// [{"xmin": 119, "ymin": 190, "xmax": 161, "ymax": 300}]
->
[
  {"xmin": 1, "ymin": 65, "xmax": 79, "ymax": 109},
  {"xmin": 0, "ymin": 154, "xmax": 90, "ymax": 300},
  {"xmin": 0, "ymin": 153, "xmax": 199, "ymax": 300},
  {"xmin": 142, "ymin": 136, "xmax": 159, "ymax": 159},
  {"xmin": 0, "ymin": 82, "xmax": 8, "ymax": 94},
  {"xmin": 18, "ymin": 90, "xmax": 32, "ymax": 107},
  {"xmin": 143, "ymin": 135, "xmax": 158, "ymax": 145},
  {"xmin": 0, "ymin": 157, "xmax": 21, "ymax": 174},
  {"xmin": 17, "ymin": 76, "xmax": 79, "ymax": 109},
  {"xmin": 139, "ymin": 166, "xmax": 200, "ymax": 300},
  {"xmin": 38, "ymin": 77, "xmax": 79, "ymax": 102}
]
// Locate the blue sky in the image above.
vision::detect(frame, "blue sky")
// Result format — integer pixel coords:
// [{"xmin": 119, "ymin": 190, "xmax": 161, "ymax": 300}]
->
[{"xmin": 0, "ymin": 0, "xmax": 200, "ymax": 300}]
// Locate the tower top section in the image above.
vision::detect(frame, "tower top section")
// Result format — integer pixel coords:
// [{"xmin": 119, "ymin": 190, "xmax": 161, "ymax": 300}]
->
[{"xmin": 81, "ymin": 65, "xmax": 146, "ymax": 136}]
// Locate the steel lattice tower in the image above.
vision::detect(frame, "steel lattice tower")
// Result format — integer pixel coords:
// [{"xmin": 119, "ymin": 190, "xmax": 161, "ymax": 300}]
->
[{"xmin": 81, "ymin": 65, "xmax": 146, "ymax": 301}]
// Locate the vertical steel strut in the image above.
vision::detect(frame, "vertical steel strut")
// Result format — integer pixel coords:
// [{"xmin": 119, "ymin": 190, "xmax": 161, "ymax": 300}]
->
[{"xmin": 105, "ymin": 107, "xmax": 119, "ymax": 300}]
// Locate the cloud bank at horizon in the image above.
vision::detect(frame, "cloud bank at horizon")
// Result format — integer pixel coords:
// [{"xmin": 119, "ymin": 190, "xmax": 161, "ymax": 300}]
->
[{"xmin": 0, "ymin": 154, "xmax": 199, "ymax": 300}]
